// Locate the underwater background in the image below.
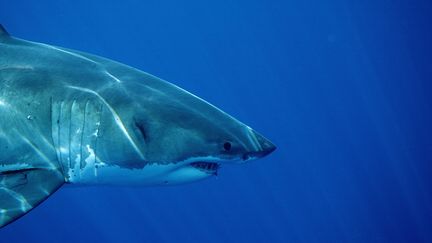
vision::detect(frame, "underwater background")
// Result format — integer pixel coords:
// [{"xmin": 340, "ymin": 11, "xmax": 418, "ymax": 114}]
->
[{"xmin": 1, "ymin": 0, "xmax": 432, "ymax": 242}]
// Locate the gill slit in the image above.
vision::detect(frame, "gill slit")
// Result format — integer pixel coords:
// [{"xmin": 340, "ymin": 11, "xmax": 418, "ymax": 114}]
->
[
  {"xmin": 50, "ymin": 97, "xmax": 65, "ymax": 176},
  {"xmin": 58, "ymin": 100, "xmax": 66, "ymax": 175},
  {"xmin": 68, "ymin": 100, "xmax": 74, "ymax": 171},
  {"xmin": 94, "ymin": 103, "xmax": 102, "ymax": 177},
  {"xmin": 80, "ymin": 100, "xmax": 88, "ymax": 170}
]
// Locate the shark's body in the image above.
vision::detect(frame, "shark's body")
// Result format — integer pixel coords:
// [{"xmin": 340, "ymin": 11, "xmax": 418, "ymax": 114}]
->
[{"xmin": 0, "ymin": 25, "xmax": 275, "ymax": 227}]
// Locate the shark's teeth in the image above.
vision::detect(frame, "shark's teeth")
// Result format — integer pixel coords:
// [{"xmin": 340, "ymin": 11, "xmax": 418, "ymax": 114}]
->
[{"xmin": 190, "ymin": 162, "xmax": 219, "ymax": 173}]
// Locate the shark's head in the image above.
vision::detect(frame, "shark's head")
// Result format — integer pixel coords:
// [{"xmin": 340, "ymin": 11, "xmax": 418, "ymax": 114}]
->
[{"xmin": 69, "ymin": 67, "xmax": 275, "ymax": 185}]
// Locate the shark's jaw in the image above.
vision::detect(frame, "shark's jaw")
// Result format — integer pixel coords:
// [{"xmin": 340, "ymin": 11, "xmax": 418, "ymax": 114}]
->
[
  {"xmin": 190, "ymin": 162, "xmax": 220, "ymax": 174},
  {"xmin": 65, "ymin": 156, "xmax": 235, "ymax": 186}
]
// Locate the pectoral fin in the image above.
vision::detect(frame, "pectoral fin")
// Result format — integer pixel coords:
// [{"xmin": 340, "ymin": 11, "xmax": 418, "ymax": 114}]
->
[{"xmin": 0, "ymin": 168, "xmax": 64, "ymax": 228}]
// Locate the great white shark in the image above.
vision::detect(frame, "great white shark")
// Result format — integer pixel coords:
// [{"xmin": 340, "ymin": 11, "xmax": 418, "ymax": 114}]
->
[{"xmin": 0, "ymin": 24, "xmax": 275, "ymax": 227}]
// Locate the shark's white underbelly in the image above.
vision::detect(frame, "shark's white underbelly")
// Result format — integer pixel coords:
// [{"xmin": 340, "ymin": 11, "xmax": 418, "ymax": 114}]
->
[{"xmin": 68, "ymin": 162, "xmax": 211, "ymax": 186}]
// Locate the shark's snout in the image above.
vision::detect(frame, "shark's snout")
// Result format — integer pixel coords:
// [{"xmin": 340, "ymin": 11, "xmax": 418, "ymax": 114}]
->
[{"xmin": 243, "ymin": 129, "xmax": 276, "ymax": 161}]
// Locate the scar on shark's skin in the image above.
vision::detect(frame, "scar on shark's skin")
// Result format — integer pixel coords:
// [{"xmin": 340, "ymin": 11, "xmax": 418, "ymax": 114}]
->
[{"xmin": 0, "ymin": 24, "xmax": 276, "ymax": 228}]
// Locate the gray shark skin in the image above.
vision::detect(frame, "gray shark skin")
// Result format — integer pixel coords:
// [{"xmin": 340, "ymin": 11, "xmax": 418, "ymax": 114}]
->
[{"xmin": 0, "ymin": 24, "xmax": 275, "ymax": 227}]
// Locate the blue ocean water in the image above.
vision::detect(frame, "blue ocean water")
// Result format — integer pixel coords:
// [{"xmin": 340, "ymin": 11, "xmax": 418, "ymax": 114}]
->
[{"xmin": 1, "ymin": 0, "xmax": 432, "ymax": 242}]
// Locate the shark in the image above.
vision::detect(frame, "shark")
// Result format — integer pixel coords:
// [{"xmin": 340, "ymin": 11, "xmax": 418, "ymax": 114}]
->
[{"xmin": 0, "ymin": 24, "xmax": 276, "ymax": 228}]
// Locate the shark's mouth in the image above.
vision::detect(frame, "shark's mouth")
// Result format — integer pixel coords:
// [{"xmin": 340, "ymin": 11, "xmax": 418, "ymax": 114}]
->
[{"xmin": 190, "ymin": 162, "xmax": 220, "ymax": 174}]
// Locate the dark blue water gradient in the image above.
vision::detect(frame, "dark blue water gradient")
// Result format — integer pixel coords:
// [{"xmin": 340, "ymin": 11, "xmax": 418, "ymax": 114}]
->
[{"xmin": 1, "ymin": 0, "xmax": 431, "ymax": 242}]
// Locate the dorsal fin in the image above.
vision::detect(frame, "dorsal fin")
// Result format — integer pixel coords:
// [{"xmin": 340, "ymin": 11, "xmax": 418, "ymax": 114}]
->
[{"xmin": 0, "ymin": 24, "xmax": 10, "ymax": 37}]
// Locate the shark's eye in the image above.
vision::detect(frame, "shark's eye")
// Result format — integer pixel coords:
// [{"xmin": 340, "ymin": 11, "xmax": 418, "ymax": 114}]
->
[{"xmin": 223, "ymin": 142, "xmax": 232, "ymax": 151}]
